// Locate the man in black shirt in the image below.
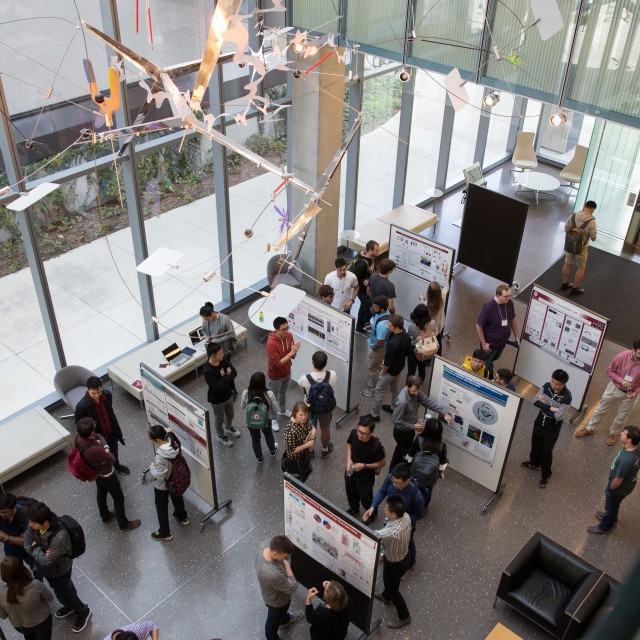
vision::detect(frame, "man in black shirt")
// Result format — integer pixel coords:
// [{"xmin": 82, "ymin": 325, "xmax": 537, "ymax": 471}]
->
[
  {"xmin": 370, "ymin": 315, "xmax": 412, "ymax": 420},
  {"xmin": 344, "ymin": 416, "xmax": 386, "ymax": 516},
  {"xmin": 204, "ymin": 343, "xmax": 240, "ymax": 447}
]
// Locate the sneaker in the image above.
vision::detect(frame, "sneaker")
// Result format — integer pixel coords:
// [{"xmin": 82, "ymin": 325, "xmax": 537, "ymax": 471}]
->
[
  {"xmin": 151, "ymin": 531, "xmax": 173, "ymax": 541},
  {"xmin": 172, "ymin": 513, "xmax": 190, "ymax": 526},
  {"xmin": 369, "ymin": 414, "xmax": 380, "ymax": 422},
  {"xmin": 595, "ymin": 511, "xmax": 606, "ymax": 521},
  {"xmin": 225, "ymin": 426, "xmax": 241, "ymax": 439},
  {"xmin": 570, "ymin": 287, "xmax": 585, "ymax": 295},
  {"xmin": 321, "ymin": 443, "xmax": 334, "ymax": 459},
  {"xmin": 257, "ymin": 456, "xmax": 264, "ymax": 463},
  {"xmin": 115, "ymin": 464, "xmax": 131, "ymax": 475},
  {"xmin": 278, "ymin": 410, "xmax": 292, "ymax": 418},
  {"xmin": 382, "ymin": 404, "xmax": 393, "ymax": 413},
  {"xmin": 521, "ymin": 461, "xmax": 541, "ymax": 470},
  {"xmin": 361, "ymin": 388, "xmax": 374, "ymax": 398},
  {"xmin": 587, "ymin": 525, "xmax": 612, "ymax": 535},
  {"xmin": 216, "ymin": 435, "xmax": 234, "ymax": 447},
  {"xmin": 560, "ymin": 282, "xmax": 573, "ymax": 290},
  {"xmin": 55, "ymin": 606, "xmax": 74, "ymax": 619},
  {"xmin": 355, "ymin": 328, "xmax": 370, "ymax": 337},
  {"xmin": 575, "ymin": 427, "xmax": 594, "ymax": 438},
  {"xmin": 270, "ymin": 443, "xmax": 279, "ymax": 457},
  {"xmin": 271, "ymin": 420, "xmax": 280, "ymax": 432},
  {"xmin": 72, "ymin": 608, "xmax": 91, "ymax": 633},
  {"xmin": 401, "ymin": 567, "xmax": 413, "ymax": 581},
  {"xmin": 279, "ymin": 610, "xmax": 304, "ymax": 628},
  {"xmin": 386, "ymin": 617, "xmax": 411, "ymax": 629},
  {"xmin": 310, "ymin": 450, "xmax": 316, "ymax": 459},
  {"xmin": 101, "ymin": 511, "xmax": 116, "ymax": 524},
  {"xmin": 539, "ymin": 478, "xmax": 549, "ymax": 489},
  {"xmin": 346, "ymin": 507, "xmax": 360, "ymax": 516},
  {"xmin": 119, "ymin": 519, "xmax": 141, "ymax": 532},
  {"xmin": 374, "ymin": 591, "xmax": 391, "ymax": 605},
  {"xmin": 607, "ymin": 433, "xmax": 618, "ymax": 446}
]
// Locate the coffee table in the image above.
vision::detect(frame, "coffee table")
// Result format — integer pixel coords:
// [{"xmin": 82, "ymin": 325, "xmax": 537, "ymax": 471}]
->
[{"xmin": 514, "ymin": 171, "xmax": 560, "ymax": 203}]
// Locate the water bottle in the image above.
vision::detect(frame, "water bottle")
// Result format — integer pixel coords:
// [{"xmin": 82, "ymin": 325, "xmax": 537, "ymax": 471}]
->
[{"xmin": 259, "ymin": 310, "xmax": 264, "ymax": 322}]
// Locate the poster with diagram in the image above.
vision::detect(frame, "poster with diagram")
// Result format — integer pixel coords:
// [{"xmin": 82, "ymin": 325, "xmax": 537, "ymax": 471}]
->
[
  {"xmin": 521, "ymin": 286, "xmax": 608, "ymax": 375},
  {"xmin": 284, "ymin": 478, "xmax": 379, "ymax": 597}
]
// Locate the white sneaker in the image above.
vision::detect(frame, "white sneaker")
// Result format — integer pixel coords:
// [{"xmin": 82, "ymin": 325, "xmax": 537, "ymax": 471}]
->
[
  {"xmin": 270, "ymin": 443, "xmax": 279, "ymax": 457},
  {"xmin": 225, "ymin": 427, "xmax": 241, "ymax": 438},
  {"xmin": 278, "ymin": 410, "xmax": 292, "ymax": 418},
  {"xmin": 216, "ymin": 435, "xmax": 234, "ymax": 447},
  {"xmin": 271, "ymin": 420, "xmax": 280, "ymax": 432}
]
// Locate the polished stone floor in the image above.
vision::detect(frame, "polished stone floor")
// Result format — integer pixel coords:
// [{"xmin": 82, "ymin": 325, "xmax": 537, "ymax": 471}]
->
[{"xmin": 2, "ymin": 166, "xmax": 639, "ymax": 640}]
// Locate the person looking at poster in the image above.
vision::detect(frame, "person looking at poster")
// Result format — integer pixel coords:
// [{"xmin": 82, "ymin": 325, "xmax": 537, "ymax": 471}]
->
[
  {"xmin": 305, "ymin": 580, "xmax": 350, "ymax": 640},
  {"xmin": 373, "ymin": 496, "xmax": 412, "ymax": 629},
  {"xmin": 256, "ymin": 535, "xmax": 303, "ymax": 640},
  {"xmin": 475, "ymin": 284, "xmax": 519, "ymax": 379},
  {"xmin": 521, "ymin": 370, "xmax": 572, "ymax": 489},
  {"xmin": 344, "ymin": 416, "xmax": 386, "ymax": 517}
]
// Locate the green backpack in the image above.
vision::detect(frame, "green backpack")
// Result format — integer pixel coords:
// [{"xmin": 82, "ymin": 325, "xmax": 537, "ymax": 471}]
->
[{"xmin": 246, "ymin": 396, "xmax": 269, "ymax": 429}]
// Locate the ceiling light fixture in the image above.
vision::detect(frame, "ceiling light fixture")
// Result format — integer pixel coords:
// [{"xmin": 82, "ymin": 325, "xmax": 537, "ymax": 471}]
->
[
  {"xmin": 483, "ymin": 91, "xmax": 500, "ymax": 108},
  {"xmin": 550, "ymin": 110, "xmax": 567, "ymax": 126},
  {"xmin": 292, "ymin": 41, "xmax": 305, "ymax": 54},
  {"xmin": 399, "ymin": 67, "xmax": 411, "ymax": 83}
]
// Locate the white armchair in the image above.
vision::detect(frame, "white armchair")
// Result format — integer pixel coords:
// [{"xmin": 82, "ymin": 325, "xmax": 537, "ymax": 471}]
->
[
  {"xmin": 511, "ymin": 131, "xmax": 538, "ymax": 180},
  {"xmin": 560, "ymin": 145, "xmax": 588, "ymax": 197}
]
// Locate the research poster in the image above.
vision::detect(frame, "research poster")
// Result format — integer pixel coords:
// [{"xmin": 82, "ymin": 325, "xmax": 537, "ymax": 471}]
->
[
  {"xmin": 284, "ymin": 479, "xmax": 379, "ymax": 596},
  {"xmin": 140, "ymin": 364, "xmax": 210, "ymax": 469},
  {"xmin": 521, "ymin": 286, "xmax": 607, "ymax": 375},
  {"xmin": 389, "ymin": 227, "xmax": 454, "ymax": 286},
  {"xmin": 287, "ymin": 297, "xmax": 351, "ymax": 362},
  {"xmin": 436, "ymin": 364, "xmax": 511, "ymax": 464}
]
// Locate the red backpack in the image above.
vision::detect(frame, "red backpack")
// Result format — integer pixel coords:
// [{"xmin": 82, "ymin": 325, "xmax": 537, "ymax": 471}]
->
[
  {"xmin": 67, "ymin": 441, "xmax": 100, "ymax": 482},
  {"xmin": 166, "ymin": 452, "xmax": 191, "ymax": 496}
]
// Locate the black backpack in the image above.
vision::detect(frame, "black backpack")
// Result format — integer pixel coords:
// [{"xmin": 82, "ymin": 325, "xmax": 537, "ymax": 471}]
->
[
  {"xmin": 564, "ymin": 214, "xmax": 592, "ymax": 254},
  {"xmin": 54, "ymin": 515, "xmax": 86, "ymax": 559},
  {"xmin": 305, "ymin": 372, "xmax": 336, "ymax": 416},
  {"xmin": 411, "ymin": 451, "xmax": 440, "ymax": 489},
  {"xmin": 167, "ymin": 453, "xmax": 191, "ymax": 497}
]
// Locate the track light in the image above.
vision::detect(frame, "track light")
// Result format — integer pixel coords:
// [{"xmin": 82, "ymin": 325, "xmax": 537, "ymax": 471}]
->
[
  {"xmin": 399, "ymin": 68, "xmax": 411, "ymax": 83},
  {"xmin": 550, "ymin": 111, "xmax": 567, "ymax": 126},
  {"xmin": 292, "ymin": 41, "xmax": 305, "ymax": 54},
  {"xmin": 483, "ymin": 91, "xmax": 500, "ymax": 108}
]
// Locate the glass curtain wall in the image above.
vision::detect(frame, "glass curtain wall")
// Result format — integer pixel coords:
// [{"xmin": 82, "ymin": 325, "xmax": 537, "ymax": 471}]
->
[{"xmin": 484, "ymin": 91, "xmax": 517, "ymax": 166}]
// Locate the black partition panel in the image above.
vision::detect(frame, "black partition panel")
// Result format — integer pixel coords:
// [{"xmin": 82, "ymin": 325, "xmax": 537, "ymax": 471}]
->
[{"xmin": 457, "ymin": 183, "xmax": 528, "ymax": 284}]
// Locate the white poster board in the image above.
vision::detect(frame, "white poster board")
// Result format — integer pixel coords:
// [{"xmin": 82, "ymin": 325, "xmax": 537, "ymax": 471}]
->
[
  {"xmin": 388, "ymin": 225, "xmax": 455, "ymax": 321},
  {"xmin": 287, "ymin": 296, "xmax": 354, "ymax": 411},
  {"xmin": 140, "ymin": 363, "xmax": 215, "ymax": 506},
  {"xmin": 514, "ymin": 285, "xmax": 609, "ymax": 409},
  {"xmin": 429, "ymin": 357, "xmax": 523, "ymax": 492}
]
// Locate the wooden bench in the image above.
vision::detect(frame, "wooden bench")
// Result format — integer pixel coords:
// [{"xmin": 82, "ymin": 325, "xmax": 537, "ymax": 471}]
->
[
  {"xmin": 0, "ymin": 406, "xmax": 72, "ymax": 488},
  {"xmin": 340, "ymin": 204, "xmax": 438, "ymax": 253},
  {"xmin": 107, "ymin": 317, "xmax": 247, "ymax": 402}
]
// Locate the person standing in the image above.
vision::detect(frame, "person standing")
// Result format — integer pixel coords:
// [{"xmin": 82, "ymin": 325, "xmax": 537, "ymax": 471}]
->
[
  {"xmin": 587, "ymin": 426, "xmax": 640, "ymax": 535},
  {"xmin": 475, "ymin": 284, "xmax": 519, "ymax": 379},
  {"xmin": 0, "ymin": 556, "xmax": 53, "ymax": 640},
  {"xmin": 344, "ymin": 416, "xmax": 386, "ymax": 517},
  {"xmin": 103, "ymin": 621, "xmax": 159, "ymax": 640},
  {"xmin": 266, "ymin": 317, "xmax": 301, "ymax": 418},
  {"xmin": 363, "ymin": 296, "xmax": 391, "ymax": 395},
  {"xmin": 462, "ymin": 349, "xmax": 488, "ymax": 378},
  {"xmin": 370, "ymin": 315, "xmax": 412, "ymax": 421},
  {"xmin": 241, "ymin": 372, "xmax": 278, "ymax": 463},
  {"xmin": 368, "ymin": 259, "xmax": 396, "ymax": 313},
  {"xmin": 297, "ymin": 351, "xmax": 337, "ymax": 459},
  {"xmin": 521, "ymin": 370, "xmax": 572, "ymax": 489},
  {"xmin": 388, "ymin": 376, "xmax": 453, "ymax": 470},
  {"xmin": 256, "ymin": 535, "xmax": 303, "ymax": 640},
  {"xmin": 574, "ymin": 339, "xmax": 640, "ymax": 446},
  {"xmin": 318, "ymin": 285, "xmax": 335, "ymax": 307},
  {"xmin": 350, "ymin": 240, "xmax": 379, "ymax": 335},
  {"xmin": 74, "ymin": 376, "xmax": 130, "ymax": 475},
  {"xmin": 200, "ymin": 302, "xmax": 238, "ymax": 355},
  {"xmin": 204, "ymin": 343, "xmax": 241, "ymax": 447},
  {"xmin": 74, "ymin": 418, "xmax": 141, "ymax": 532},
  {"xmin": 421, "ymin": 280, "xmax": 448, "ymax": 358},
  {"xmin": 23, "ymin": 502, "xmax": 91, "ymax": 634},
  {"xmin": 0, "ymin": 495, "xmax": 35, "ymax": 572},
  {"xmin": 305, "ymin": 580, "xmax": 350, "ymax": 640},
  {"xmin": 374, "ymin": 496, "xmax": 412, "ymax": 629},
  {"xmin": 561, "ymin": 201, "xmax": 597, "ymax": 295},
  {"xmin": 406, "ymin": 304, "xmax": 432, "ymax": 382},
  {"xmin": 323, "ymin": 258, "xmax": 358, "ymax": 313},
  {"xmin": 282, "ymin": 402, "xmax": 316, "ymax": 483}
]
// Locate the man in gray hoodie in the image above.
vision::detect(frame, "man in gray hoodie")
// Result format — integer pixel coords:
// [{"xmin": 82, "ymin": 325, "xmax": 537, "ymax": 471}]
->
[
  {"xmin": 255, "ymin": 535, "xmax": 303, "ymax": 640},
  {"xmin": 388, "ymin": 376, "xmax": 453, "ymax": 469}
]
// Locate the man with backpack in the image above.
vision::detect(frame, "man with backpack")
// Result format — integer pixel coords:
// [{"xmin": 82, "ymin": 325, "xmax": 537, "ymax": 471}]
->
[
  {"xmin": 23, "ymin": 501, "xmax": 92, "ymax": 633},
  {"xmin": 74, "ymin": 417, "xmax": 141, "ymax": 532},
  {"xmin": 561, "ymin": 200, "xmax": 597, "ymax": 295},
  {"xmin": 297, "ymin": 351, "xmax": 337, "ymax": 459},
  {"xmin": 348, "ymin": 239, "xmax": 379, "ymax": 335}
]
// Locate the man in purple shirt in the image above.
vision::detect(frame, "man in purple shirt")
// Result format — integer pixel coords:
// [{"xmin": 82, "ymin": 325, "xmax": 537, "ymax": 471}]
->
[
  {"xmin": 475, "ymin": 284, "xmax": 519, "ymax": 379},
  {"xmin": 575, "ymin": 339, "xmax": 640, "ymax": 446}
]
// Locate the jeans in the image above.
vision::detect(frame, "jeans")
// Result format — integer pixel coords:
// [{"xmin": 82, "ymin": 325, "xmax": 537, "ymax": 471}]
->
[
  {"xmin": 211, "ymin": 397, "xmax": 235, "ymax": 438},
  {"xmin": 389, "ymin": 427, "xmax": 416, "ymax": 470},
  {"xmin": 265, "ymin": 601, "xmax": 291, "ymax": 640},
  {"xmin": 45, "ymin": 570, "xmax": 87, "ymax": 615},
  {"xmin": 345, "ymin": 471, "xmax": 376, "ymax": 512},
  {"xmin": 16, "ymin": 614, "xmax": 52, "ymax": 640},
  {"xmin": 482, "ymin": 344, "xmax": 505, "ymax": 378},
  {"xmin": 249, "ymin": 425, "xmax": 276, "ymax": 459},
  {"xmin": 406, "ymin": 351, "xmax": 426, "ymax": 382},
  {"xmin": 96, "ymin": 472, "xmax": 129, "ymax": 528},
  {"xmin": 356, "ymin": 292, "xmax": 372, "ymax": 330},
  {"xmin": 371, "ymin": 371, "xmax": 402, "ymax": 417},
  {"xmin": 154, "ymin": 488, "xmax": 188, "ymax": 536},
  {"xmin": 106, "ymin": 435, "xmax": 121, "ymax": 466},
  {"xmin": 600, "ymin": 487, "xmax": 625, "ymax": 531},
  {"xmin": 366, "ymin": 349, "xmax": 386, "ymax": 389},
  {"xmin": 268, "ymin": 376, "xmax": 291, "ymax": 414},
  {"xmin": 586, "ymin": 381, "xmax": 638, "ymax": 434},
  {"xmin": 382, "ymin": 554, "xmax": 411, "ymax": 621},
  {"xmin": 530, "ymin": 419, "xmax": 560, "ymax": 480}
]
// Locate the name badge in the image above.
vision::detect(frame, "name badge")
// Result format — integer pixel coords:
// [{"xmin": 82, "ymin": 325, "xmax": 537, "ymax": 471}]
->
[
  {"xmin": 624, "ymin": 375, "xmax": 633, "ymax": 382},
  {"xmin": 501, "ymin": 319, "xmax": 508, "ymax": 327}
]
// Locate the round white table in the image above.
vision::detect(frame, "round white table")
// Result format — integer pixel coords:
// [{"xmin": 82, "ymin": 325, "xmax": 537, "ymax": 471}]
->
[{"xmin": 514, "ymin": 172, "xmax": 560, "ymax": 204}]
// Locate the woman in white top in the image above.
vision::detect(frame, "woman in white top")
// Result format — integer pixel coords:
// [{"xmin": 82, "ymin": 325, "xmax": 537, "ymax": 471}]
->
[
  {"xmin": 420, "ymin": 281, "xmax": 448, "ymax": 358},
  {"xmin": 240, "ymin": 372, "xmax": 278, "ymax": 463}
]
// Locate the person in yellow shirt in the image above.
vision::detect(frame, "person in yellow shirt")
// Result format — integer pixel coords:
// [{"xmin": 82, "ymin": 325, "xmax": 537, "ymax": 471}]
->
[{"xmin": 462, "ymin": 349, "xmax": 488, "ymax": 378}]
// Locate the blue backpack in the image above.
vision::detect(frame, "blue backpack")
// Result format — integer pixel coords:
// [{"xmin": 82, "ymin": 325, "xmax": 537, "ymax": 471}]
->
[{"xmin": 305, "ymin": 372, "xmax": 336, "ymax": 416}]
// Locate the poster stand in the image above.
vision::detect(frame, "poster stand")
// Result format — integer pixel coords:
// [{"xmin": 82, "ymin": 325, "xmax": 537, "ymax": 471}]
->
[
  {"xmin": 428, "ymin": 357, "xmax": 523, "ymax": 514},
  {"xmin": 140, "ymin": 363, "xmax": 232, "ymax": 530},
  {"xmin": 283, "ymin": 474, "xmax": 382, "ymax": 637}
]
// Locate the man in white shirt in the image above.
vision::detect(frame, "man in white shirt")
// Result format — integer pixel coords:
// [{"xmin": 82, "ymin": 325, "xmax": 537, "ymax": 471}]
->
[
  {"xmin": 324, "ymin": 258, "xmax": 358, "ymax": 313},
  {"xmin": 297, "ymin": 351, "xmax": 337, "ymax": 459}
]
